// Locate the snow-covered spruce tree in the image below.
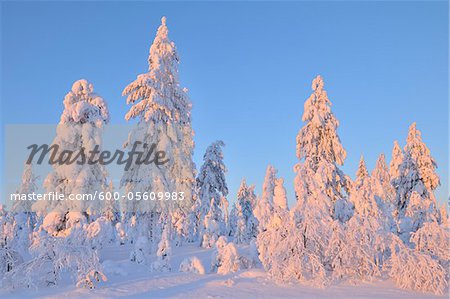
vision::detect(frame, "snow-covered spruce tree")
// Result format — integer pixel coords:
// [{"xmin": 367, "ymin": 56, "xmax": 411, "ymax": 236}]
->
[
  {"xmin": 259, "ymin": 76, "xmax": 350, "ymax": 286},
  {"xmin": 256, "ymin": 176, "xmax": 290, "ymax": 280},
  {"xmin": 372, "ymin": 154, "xmax": 394, "ymax": 205},
  {"xmin": 211, "ymin": 236, "xmax": 241, "ymax": 275},
  {"xmin": 194, "ymin": 141, "xmax": 228, "ymax": 247},
  {"xmin": 394, "ymin": 123, "xmax": 439, "ymax": 217},
  {"xmin": 294, "ymin": 75, "xmax": 350, "ymax": 220},
  {"xmin": 121, "ymin": 17, "xmax": 195, "ymax": 227},
  {"xmin": 393, "ymin": 123, "xmax": 440, "ymax": 241},
  {"xmin": 34, "ymin": 79, "xmax": 110, "ymax": 233},
  {"xmin": 404, "ymin": 123, "xmax": 440, "ymax": 192},
  {"xmin": 8, "ymin": 163, "xmax": 38, "ymax": 257},
  {"xmin": 151, "ymin": 224, "xmax": 172, "ymax": 272},
  {"xmin": 254, "ymin": 165, "xmax": 276, "ymax": 232},
  {"xmin": 230, "ymin": 179, "xmax": 259, "ymax": 244},
  {"xmin": 273, "ymin": 178, "xmax": 288, "ymax": 212},
  {"xmin": 389, "ymin": 141, "xmax": 403, "ymax": 184},
  {"xmin": 371, "ymin": 154, "xmax": 396, "ymax": 232},
  {"xmin": 201, "ymin": 198, "xmax": 225, "ymax": 248},
  {"xmin": 349, "ymin": 156, "xmax": 378, "ymax": 218},
  {"xmin": 8, "ymin": 214, "xmax": 32, "ymax": 259},
  {"xmin": 254, "ymin": 165, "xmax": 288, "ymax": 237},
  {"xmin": 346, "ymin": 156, "xmax": 392, "ymax": 279},
  {"xmin": 12, "ymin": 162, "xmax": 38, "ymax": 213},
  {"xmin": 130, "ymin": 233, "xmax": 152, "ymax": 264}
]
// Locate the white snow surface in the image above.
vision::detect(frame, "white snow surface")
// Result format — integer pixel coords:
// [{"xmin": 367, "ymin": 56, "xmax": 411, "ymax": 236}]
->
[{"xmin": 1, "ymin": 243, "xmax": 445, "ymax": 299}]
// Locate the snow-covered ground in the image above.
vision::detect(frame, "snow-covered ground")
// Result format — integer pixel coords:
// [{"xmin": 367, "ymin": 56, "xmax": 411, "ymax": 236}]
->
[{"xmin": 1, "ymin": 244, "xmax": 445, "ymax": 299}]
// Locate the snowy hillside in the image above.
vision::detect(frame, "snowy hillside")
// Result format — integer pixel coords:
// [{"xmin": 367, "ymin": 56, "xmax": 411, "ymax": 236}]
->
[{"xmin": 1, "ymin": 244, "xmax": 445, "ymax": 299}]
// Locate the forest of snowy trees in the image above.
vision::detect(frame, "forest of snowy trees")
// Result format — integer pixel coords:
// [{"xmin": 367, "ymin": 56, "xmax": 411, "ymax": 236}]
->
[{"xmin": 0, "ymin": 17, "xmax": 448, "ymax": 296}]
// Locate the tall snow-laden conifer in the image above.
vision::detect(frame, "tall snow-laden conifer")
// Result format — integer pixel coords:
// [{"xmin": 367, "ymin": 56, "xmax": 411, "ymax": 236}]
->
[
  {"xmin": 294, "ymin": 75, "xmax": 349, "ymax": 218},
  {"xmin": 36, "ymin": 79, "xmax": 110, "ymax": 231},
  {"xmin": 121, "ymin": 17, "xmax": 195, "ymax": 215},
  {"xmin": 259, "ymin": 76, "xmax": 350, "ymax": 286}
]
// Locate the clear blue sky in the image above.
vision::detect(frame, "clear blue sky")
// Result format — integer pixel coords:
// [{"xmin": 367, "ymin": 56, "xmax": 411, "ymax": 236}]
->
[{"xmin": 1, "ymin": 1, "xmax": 448, "ymax": 206}]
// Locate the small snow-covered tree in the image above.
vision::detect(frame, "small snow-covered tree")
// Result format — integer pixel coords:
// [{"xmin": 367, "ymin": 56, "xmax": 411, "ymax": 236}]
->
[
  {"xmin": 254, "ymin": 165, "xmax": 276, "ymax": 231},
  {"xmin": 230, "ymin": 179, "xmax": 259, "ymax": 244},
  {"xmin": 201, "ymin": 198, "xmax": 224, "ymax": 248},
  {"xmin": 372, "ymin": 154, "xmax": 394, "ymax": 205},
  {"xmin": 389, "ymin": 141, "xmax": 403, "ymax": 183},
  {"xmin": 34, "ymin": 79, "xmax": 110, "ymax": 230},
  {"xmin": 273, "ymin": 178, "xmax": 288, "ymax": 212},
  {"xmin": 349, "ymin": 156, "xmax": 379, "ymax": 218},
  {"xmin": 256, "ymin": 207, "xmax": 289, "ymax": 277},
  {"xmin": 179, "ymin": 256, "xmax": 205, "ymax": 275},
  {"xmin": 129, "ymin": 212, "xmax": 163, "ymax": 264},
  {"xmin": 86, "ymin": 216, "xmax": 116, "ymax": 249},
  {"xmin": 371, "ymin": 154, "xmax": 396, "ymax": 231},
  {"xmin": 152, "ymin": 225, "xmax": 172, "ymax": 272},
  {"xmin": 256, "ymin": 177, "xmax": 290, "ymax": 278},
  {"xmin": 195, "ymin": 141, "xmax": 228, "ymax": 246},
  {"xmin": 130, "ymin": 234, "xmax": 152, "ymax": 264},
  {"xmin": 10, "ymin": 213, "xmax": 32, "ymax": 257},
  {"xmin": 12, "ymin": 162, "xmax": 38, "ymax": 213},
  {"xmin": 211, "ymin": 236, "xmax": 240, "ymax": 275},
  {"xmin": 114, "ymin": 222, "xmax": 127, "ymax": 245}
]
